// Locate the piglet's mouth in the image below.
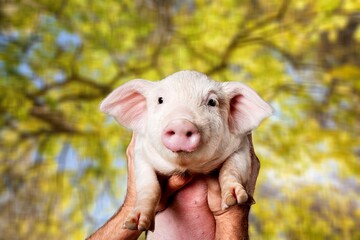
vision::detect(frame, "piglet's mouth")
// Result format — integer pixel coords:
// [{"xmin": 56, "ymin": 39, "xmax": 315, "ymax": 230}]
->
[{"xmin": 172, "ymin": 149, "xmax": 195, "ymax": 154}]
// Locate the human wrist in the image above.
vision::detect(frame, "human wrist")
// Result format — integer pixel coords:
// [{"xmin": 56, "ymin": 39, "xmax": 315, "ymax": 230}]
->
[
  {"xmin": 87, "ymin": 205, "xmax": 142, "ymax": 240},
  {"xmin": 214, "ymin": 204, "xmax": 250, "ymax": 240}
]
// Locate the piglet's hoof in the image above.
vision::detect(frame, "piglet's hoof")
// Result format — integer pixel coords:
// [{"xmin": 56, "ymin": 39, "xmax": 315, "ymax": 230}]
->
[
  {"xmin": 123, "ymin": 220, "xmax": 138, "ymax": 230},
  {"xmin": 123, "ymin": 211, "xmax": 152, "ymax": 231},
  {"xmin": 225, "ymin": 194, "xmax": 237, "ymax": 206},
  {"xmin": 226, "ymin": 190, "xmax": 248, "ymax": 205},
  {"xmin": 223, "ymin": 185, "xmax": 248, "ymax": 209}
]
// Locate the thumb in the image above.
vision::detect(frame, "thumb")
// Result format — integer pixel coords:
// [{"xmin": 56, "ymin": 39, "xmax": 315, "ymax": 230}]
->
[{"xmin": 157, "ymin": 172, "xmax": 193, "ymax": 212}]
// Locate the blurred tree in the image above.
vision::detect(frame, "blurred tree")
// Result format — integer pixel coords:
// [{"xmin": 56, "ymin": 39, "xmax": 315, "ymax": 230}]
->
[{"xmin": 0, "ymin": 0, "xmax": 359, "ymax": 239}]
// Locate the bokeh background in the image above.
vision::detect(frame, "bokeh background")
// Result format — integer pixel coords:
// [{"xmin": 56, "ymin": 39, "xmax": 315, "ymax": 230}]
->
[{"xmin": 1, "ymin": 0, "xmax": 359, "ymax": 239}]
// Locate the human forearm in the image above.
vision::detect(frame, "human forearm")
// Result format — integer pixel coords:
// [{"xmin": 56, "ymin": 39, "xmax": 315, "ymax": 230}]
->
[
  {"xmin": 87, "ymin": 198, "xmax": 141, "ymax": 240},
  {"xmin": 86, "ymin": 136, "xmax": 142, "ymax": 240},
  {"xmin": 214, "ymin": 205, "xmax": 250, "ymax": 240}
]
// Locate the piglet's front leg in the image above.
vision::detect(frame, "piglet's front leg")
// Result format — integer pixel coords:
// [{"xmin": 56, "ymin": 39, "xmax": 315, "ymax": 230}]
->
[
  {"xmin": 219, "ymin": 145, "xmax": 251, "ymax": 210},
  {"xmin": 123, "ymin": 160, "xmax": 161, "ymax": 231}
]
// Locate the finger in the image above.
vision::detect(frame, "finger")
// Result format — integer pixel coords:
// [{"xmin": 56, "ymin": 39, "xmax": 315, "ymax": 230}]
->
[
  {"xmin": 125, "ymin": 134, "xmax": 137, "ymax": 198},
  {"xmin": 205, "ymin": 175, "xmax": 222, "ymax": 213},
  {"xmin": 166, "ymin": 172, "xmax": 193, "ymax": 196},
  {"xmin": 126, "ymin": 134, "xmax": 136, "ymax": 165},
  {"xmin": 157, "ymin": 173, "xmax": 193, "ymax": 212},
  {"xmin": 246, "ymin": 133, "xmax": 260, "ymax": 196}
]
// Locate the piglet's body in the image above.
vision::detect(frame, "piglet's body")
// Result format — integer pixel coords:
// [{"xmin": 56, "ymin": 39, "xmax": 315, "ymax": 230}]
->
[{"xmin": 100, "ymin": 70, "xmax": 273, "ymax": 231}]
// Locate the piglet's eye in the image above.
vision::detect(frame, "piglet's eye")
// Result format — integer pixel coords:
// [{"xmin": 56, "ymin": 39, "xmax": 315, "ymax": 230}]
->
[
  {"xmin": 207, "ymin": 99, "xmax": 217, "ymax": 107},
  {"xmin": 158, "ymin": 97, "xmax": 164, "ymax": 104}
]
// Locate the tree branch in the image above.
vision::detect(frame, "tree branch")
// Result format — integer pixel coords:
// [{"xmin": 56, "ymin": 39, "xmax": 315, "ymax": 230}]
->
[
  {"xmin": 206, "ymin": 0, "xmax": 292, "ymax": 75},
  {"xmin": 29, "ymin": 105, "xmax": 78, "ymax": 134}
]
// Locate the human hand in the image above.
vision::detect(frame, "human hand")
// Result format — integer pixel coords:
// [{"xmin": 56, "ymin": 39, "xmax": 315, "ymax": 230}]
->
[
  {"xmin": 204, "ymin": 134, "xmax": 259, "ymax": 239},
  {"xmin": 124, "ymin": 134, "xmax": 193, "ymax": 214}
]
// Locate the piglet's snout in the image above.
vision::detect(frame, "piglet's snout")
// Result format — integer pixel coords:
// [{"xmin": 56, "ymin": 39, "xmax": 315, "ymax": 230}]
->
[{"xmin": 162, "ymin": 119, "xmax": 201, "ymax": 153}]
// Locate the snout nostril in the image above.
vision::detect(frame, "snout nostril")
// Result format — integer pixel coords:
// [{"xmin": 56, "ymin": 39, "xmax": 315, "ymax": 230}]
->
[
  {"xmin": 166, "ymin": 130, "xmax": 175, "ymax": 136},
  {"xmin": 186, "ymin": 131, "xmax": 193, "ymax": 137}
]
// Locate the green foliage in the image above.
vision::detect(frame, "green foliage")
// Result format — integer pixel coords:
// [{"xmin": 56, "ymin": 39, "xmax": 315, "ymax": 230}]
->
[{"xmin": 0, "ymin": 0, "xmax": 359, "ymax": 239}]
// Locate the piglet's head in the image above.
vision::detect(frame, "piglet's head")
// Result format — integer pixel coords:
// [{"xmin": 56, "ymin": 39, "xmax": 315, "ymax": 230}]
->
[{"xmin": 100, "ymin": 71, "xmax": 273, "ymax": 171}]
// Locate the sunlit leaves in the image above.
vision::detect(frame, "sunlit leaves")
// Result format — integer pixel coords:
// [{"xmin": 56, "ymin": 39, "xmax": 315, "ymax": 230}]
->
[{"xmin": 1, "ymin": 0, "xmax": 359, "ymax": 239}]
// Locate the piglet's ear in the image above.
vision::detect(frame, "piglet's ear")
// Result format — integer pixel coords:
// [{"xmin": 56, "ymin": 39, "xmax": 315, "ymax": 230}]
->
[
  {"xmin": 223, "ymin": 82, "xmax": 273, "ymax": 134},
  {"xmin": 100, "ymin": 79, "xmax": 154, "ymax": 132}
]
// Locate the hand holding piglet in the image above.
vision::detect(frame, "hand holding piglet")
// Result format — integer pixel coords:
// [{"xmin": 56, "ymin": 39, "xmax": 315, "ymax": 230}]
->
[{"xmin": 100, "ymin": 70, "xmax": 273, "ymax": 231}]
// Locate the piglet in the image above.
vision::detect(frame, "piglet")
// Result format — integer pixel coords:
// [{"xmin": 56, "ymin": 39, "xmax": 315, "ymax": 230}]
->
[{"xmin": 100, "ymin": 70, "xmax": 273, "ymax": 231}]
